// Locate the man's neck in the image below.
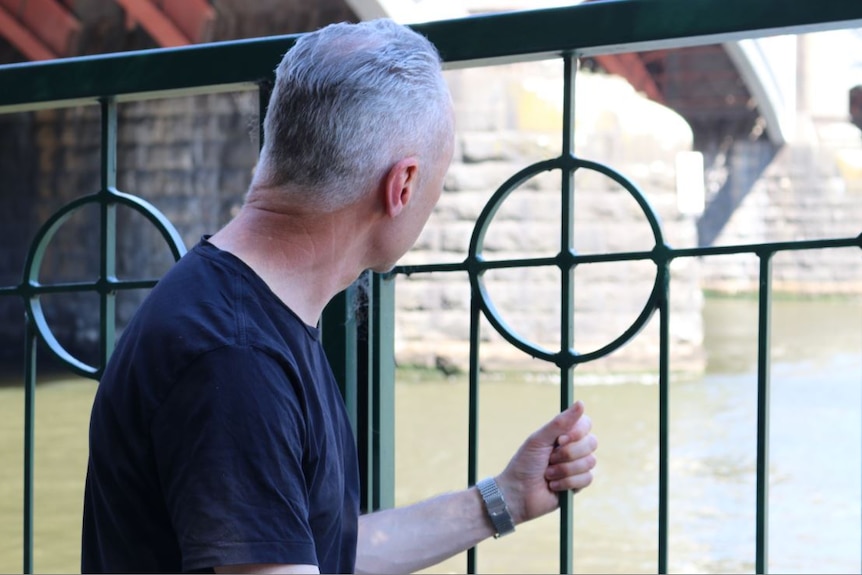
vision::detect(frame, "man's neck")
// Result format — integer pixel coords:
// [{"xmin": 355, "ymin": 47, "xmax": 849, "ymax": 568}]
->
[{"xmin": 208, "ymin": 203, "xmax": 372, "ymax": 326}]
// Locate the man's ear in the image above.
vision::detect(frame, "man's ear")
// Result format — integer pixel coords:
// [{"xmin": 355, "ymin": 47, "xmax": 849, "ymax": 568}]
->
[{"xmin": 383, "ymin": 156, "xmax": 419, "ymax": 217}]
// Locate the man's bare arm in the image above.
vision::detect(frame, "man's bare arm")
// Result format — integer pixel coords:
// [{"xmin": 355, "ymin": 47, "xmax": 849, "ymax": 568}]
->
[
  {"xmin": 356, "ymin": 485, "xmax": 493, "ymax": 575},
  {"xmin": 355, "ymin": 401, "xmax": 597, "ymax": 575},
  {"xmin": 213, "ymin": 402, "xmax": 596, "ymax": 575}
]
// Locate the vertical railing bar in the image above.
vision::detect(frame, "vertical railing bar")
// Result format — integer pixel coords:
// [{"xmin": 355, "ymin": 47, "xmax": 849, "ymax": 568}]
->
[
  {"xmin": 561, "ymin": 54, "xmax": 576, "ymax": 159},
  {"xmin": 558, "ymin": 53, "xmax": 578, "ymax": 575},
  {"xmin": 22, "ymin": 314, "xmax": 36, "ymax": 574},
  {"xmin": 657, "ymin": 254, "xmax": 671, "ymax": 574},
  {"xmin": 467, "ymin": 287, "xmax": 482, "ymax": 574},
  {"xmin": 755, "ymin": 252, "xmax": 773, "ymax": 574},
  {"xmin": 365, "ymin": 277, "xmax": 377, "ymax": 512},
  {"xmin": 99, "ymin": 98, "xmax": 117, "ymax": 190},
  {"xmin": 321, "ymin": 289, "xmax": 359, "ymax": 436},
  {"xmin": 370, "ymin": 273, "xmax": 395, "ymax": 511},
  {"xmin": 99, "ymin": 97, "xmax": 118, "ymax": 370}
]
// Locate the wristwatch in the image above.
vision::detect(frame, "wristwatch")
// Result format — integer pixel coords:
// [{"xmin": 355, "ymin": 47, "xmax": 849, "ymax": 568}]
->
[{"xmin": 476, "ymin": 477, "xmax": 516, "ymax": 538}]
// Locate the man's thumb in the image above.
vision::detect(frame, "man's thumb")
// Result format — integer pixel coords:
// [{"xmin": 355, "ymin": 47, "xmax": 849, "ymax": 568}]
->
[{"xmin": 533, "ymin": 400, "xmax": 584, "ymax": 446}]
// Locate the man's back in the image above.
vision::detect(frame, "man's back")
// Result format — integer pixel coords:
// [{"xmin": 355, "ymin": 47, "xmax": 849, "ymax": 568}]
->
[{"xmin": 82, "ymin": 239, "xmax": 359, "ymax": 573}]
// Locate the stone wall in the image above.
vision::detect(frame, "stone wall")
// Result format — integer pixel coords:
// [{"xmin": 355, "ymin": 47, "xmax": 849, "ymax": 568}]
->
[
  {"xmin": 0, "ymin": 113, "xmax": 37, "ymax": 365},
  {"xmin": 0, "ymin": 93, "xmax": 259, "ymax": 367},
  {"xmin": 394, "ymin": 63, "xmax": 705, "ymax": 376},
  {"xmin": 699, "ymin": 121, "xmax": 862, "ymax": 296}
]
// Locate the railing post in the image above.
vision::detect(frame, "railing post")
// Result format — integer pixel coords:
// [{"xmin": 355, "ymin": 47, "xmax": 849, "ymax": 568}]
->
[
  {"xmin": 22, "ymin": 312, "xmax": 36, "ymax": 575},
  {"xmin": 756, "ymin": 252, "xmax": 774, "ymax": 574},
  {"xmin": 322, "ymin": 288, "xmax": 360, "ymax": 437},
  {"xmin": 322, "ymin": 272, "xmax": 396, "ymax": 514},
  {"xmin": 657, "ymin": 247, "xmax": 671, "ymax": 575},
  {"xmin": 368, "ymin": 272, "xmax": 396, "ymax": 511},
  {"xmin": 559, "ymin": 52, "xmax": 578, "ymax": 575},
  {"xmin": 467, "ymin": 287, "xmax": 481, "ymax": 574},
  {"xmin": 98, "ymin": 97, "xmax": 118, "ymax": 370}
]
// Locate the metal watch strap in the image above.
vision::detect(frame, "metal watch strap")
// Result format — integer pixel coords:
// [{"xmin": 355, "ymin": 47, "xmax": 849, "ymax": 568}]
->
[{"xmin": 476, "ymin": 477, "xmax": 516, "ymax": 538}]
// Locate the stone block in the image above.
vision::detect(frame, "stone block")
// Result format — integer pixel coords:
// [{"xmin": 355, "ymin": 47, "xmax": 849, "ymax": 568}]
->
[
  {"xmin": 435, "ymin": 190, "xmax": 489, "ymax": 221},
  {"xmin": 481, "ymin": 220, "xmax": 559, "ymax": 254},
  {"xmin": 439, "ymin": 222, "xmax": 476, "ymax": 254},
  {"xmin": 444, "ymin": 161, "xmax": 520, "ymax": 193}
]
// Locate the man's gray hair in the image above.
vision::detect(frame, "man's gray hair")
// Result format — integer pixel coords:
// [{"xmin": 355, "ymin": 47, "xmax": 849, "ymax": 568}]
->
[{"xmin": 256, "ymin": 19, "xmax": 453, "ymax": 211}]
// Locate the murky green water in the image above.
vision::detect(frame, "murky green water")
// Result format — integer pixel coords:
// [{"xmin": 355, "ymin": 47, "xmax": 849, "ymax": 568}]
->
[
  {"xmin": 1, "ymin": 297, "xmax": 860, "ymax": 573},
  {"xmin": 0, "ymin": 377, "xmax": 96, "ymax": 574}
]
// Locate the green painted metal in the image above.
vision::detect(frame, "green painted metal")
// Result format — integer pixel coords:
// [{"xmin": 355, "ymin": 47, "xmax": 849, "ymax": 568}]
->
[
  {"xmin": 369, "ymin": 273, "xmax": 396, "ymax": 512},
  {"xmin": 12, "ymin": 101, "xmax": 186, "ymax": 571},
  {"xmin": 558, "ymin": 55, "xmax": 577, "ymax": 575},
  {"xmin": 322, "ymin": 288, "xmax": 360, "ymax": 437},
  {"xmin": 463, "ymin": 156, "xmax": 665, "ymax": 370},
  {"xmin": 3, "ymin": 0, "xmax": 862, "ymax": 113},
  {"xmin": 657, "ymin": 247, "xmax": 672, "ymax": 574},
  {"xmin": 2, "ymin": 1, "xmax": 862, "ymax": 573},
  {"xmin": 98, "ymin": 98, "xmax": 118, "ymax": 369},
  {"xmin": 756, "ymin": 253, "xmax": 774, "ymax": 573},
  {"xmin": 22, "ymin": 318, "xmax": 35, "ymax": 575},
  {"xmin": 466, "ymin": 290, "xmax": 481, "ymax": 574},
  {"xmin": 20, "ymin": 190, "xmax": 185, "ymax": 379},
  {"xmin": 420, "ymin": 0, "xmax": 862, "ymax": 64}
]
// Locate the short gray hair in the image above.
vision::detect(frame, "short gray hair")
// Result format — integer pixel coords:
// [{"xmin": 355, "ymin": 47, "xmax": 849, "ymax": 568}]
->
[{"xmin": 256, "ymin": 19, "xmax": 453, "ymax": 211}]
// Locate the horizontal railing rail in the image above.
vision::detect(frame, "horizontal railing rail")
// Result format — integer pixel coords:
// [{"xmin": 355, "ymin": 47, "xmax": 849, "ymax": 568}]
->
[
  {"xmin": 1, "ymin": 1, "xmax": 861, "ymax": 574},
  {"xmin": 2, "ymin": 0, "xmax": 862, "ymax": 113}
]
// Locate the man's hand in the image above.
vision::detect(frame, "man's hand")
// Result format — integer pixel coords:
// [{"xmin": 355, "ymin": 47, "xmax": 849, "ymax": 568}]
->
[{"xmin": 495, "ymin": 400, "xmax": 598, "ymax": 525}]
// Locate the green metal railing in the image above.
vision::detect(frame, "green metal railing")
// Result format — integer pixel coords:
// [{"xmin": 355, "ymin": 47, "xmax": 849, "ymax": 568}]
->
[{"xmin": 1, "ymin": 1, "xmax": 862, "ymax": 573}]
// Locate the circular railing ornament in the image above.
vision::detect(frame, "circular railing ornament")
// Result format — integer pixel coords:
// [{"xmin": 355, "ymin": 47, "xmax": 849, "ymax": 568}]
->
[
  {"xmin": 22, "ymin": 187, "xmax": 186, "ymax": 379},
  {"xmin": 467, "ymin": 155, "xmax": 667, "ymax": 369}
]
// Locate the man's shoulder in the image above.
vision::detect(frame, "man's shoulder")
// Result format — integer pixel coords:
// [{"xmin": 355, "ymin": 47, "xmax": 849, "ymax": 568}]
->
[
  {"xmin": 129, "ymin": 245, "xmax": 236, "ymax": 341},
  {"xmin": 99, "ymin": 244, "xmax": 243, "ymax": 388}
]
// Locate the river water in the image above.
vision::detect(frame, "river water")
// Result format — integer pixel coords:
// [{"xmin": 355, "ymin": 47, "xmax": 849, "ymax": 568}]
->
[
  {"xmin": 0, "ymin": 296, "xmax": 859, "ymax": 573},
  {"xmin": 395, "ymin": 296, "xmax": 862, "ymax": 574}
]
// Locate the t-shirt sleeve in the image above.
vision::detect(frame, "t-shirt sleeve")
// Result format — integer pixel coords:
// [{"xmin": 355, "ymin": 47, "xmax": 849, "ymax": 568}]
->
[{"xmin": 150, "ymin": 345, "xmax": 317, "ymax": 572}]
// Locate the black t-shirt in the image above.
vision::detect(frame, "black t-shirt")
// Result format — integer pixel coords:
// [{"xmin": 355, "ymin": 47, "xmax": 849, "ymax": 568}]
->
[{"xmin": 82, "ymin": 238, "xmax": 359, "ymax": 573}]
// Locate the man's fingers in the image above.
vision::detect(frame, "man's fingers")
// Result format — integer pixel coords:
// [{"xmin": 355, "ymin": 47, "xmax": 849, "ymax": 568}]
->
[
  {"xmin": 545, "ymin": 433, "xmax": 598, "ymax": 490},
  {"xmin": 549, "ymin": 433, "xmax": 598, "ymax": 465},
  {"xmin": 547, "ymin": 468, "xmax": 595, "ymax": 492},
  {"xmin": 547, "ymin": 421, "xmax": 598, "ymax": 487},
  {"xmin": 554, "ymin": 414, "xmax": 592, "ymax": 448}
]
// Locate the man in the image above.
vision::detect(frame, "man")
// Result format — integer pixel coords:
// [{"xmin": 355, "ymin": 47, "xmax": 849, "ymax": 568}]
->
[{"xmin": 82, "ymin": 18, "xmax": 598, "ymax": 574}]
